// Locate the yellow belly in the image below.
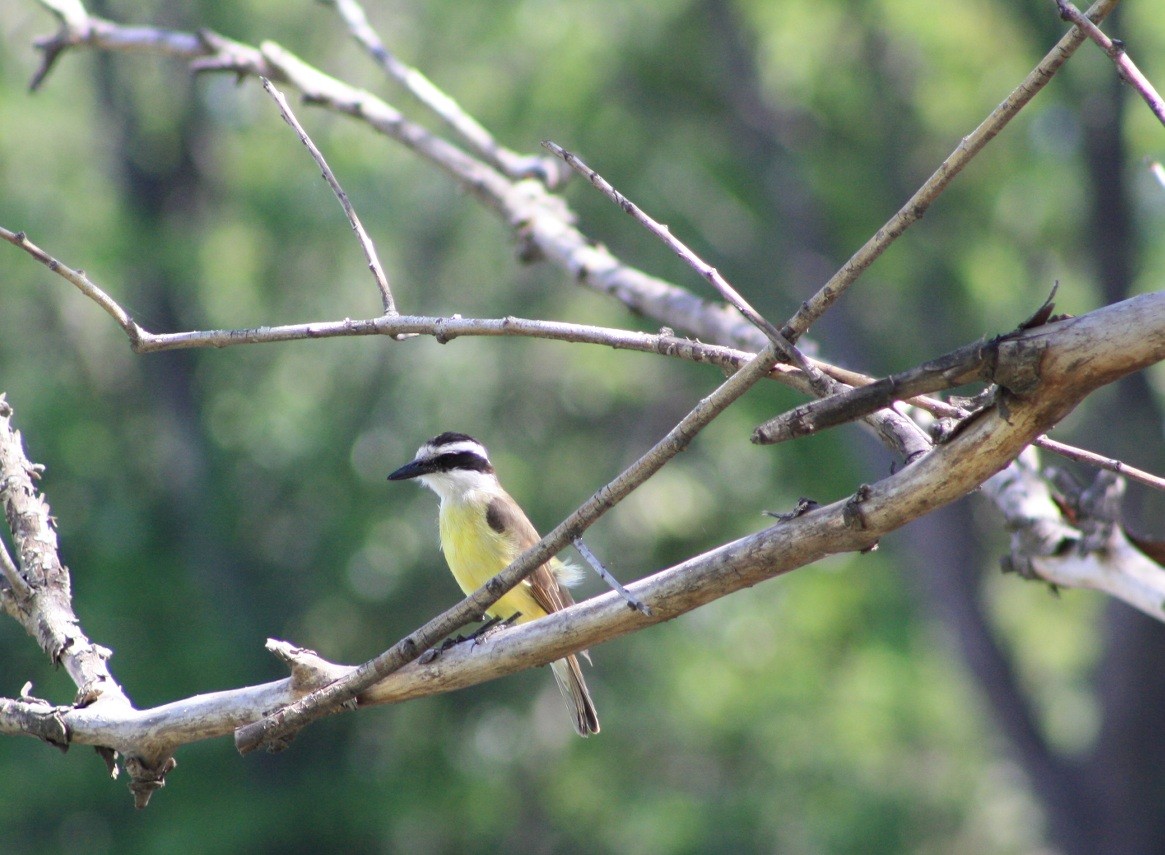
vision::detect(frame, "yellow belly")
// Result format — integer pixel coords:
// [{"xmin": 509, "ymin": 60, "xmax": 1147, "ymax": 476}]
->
[{"xmin": 438, "ymin": 497, "xmax": 548, "ymax": 623}]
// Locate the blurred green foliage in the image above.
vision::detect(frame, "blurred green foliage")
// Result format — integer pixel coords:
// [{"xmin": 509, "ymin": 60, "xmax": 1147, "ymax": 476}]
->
[{"xmin": 1, "ymin": 0, "xmax": 1163, "ymax": 852}]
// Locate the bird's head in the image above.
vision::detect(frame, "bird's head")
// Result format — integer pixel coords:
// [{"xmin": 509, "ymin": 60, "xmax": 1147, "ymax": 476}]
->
[{"xmin": 387, "ymin": 432, "xmax": 499, "ymax": 501}]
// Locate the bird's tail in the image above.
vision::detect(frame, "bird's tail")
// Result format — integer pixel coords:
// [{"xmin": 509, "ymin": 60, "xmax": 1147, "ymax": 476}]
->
[{"xmin": 550, "ymin": 654, "xmax": 600, "ymax": 736}]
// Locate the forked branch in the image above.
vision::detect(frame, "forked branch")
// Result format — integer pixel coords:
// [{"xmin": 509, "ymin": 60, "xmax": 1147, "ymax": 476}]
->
[
  {"xmin": 2, "ymin": 294, "xmax": 1161, "ymax": 771},
  {"xmin": 5, "ymin": 0, "xmax": 1164, "ymax": 810},
  {"xmin": 779, "ymin": 0, "xmax": 1119, "ymax": 341}
]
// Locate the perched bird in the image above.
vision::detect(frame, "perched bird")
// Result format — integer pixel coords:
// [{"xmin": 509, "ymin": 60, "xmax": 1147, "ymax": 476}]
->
[{"xmin": 388, "ymin": 432, "xmax": 599, "ymax": 736}]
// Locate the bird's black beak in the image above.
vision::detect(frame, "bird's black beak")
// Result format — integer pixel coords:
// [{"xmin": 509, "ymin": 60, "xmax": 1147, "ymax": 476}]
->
[{"xmin": 387, "ymin": 459, "xmax": 432, "ymax": 481}]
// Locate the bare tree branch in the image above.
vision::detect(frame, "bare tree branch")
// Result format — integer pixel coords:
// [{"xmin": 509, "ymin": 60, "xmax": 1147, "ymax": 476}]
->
[
  {"xmin": 779, "ymin": 0, "xmax": 1120, "ymax": 342},
  {"xmin": 1, "ymin": 229, "xmax": 146, "ymax": 344},
  {"xmin": 984, "ymin": 449, "xmax": 1165, "ymax": 619},
  {"xmin": 0, "ymin": 293, "xmax": 1157, "ymax": 768},
  {"xmin": 753, "ymin": 319, "xmax": 1052, "ymax": 445},
  {"xmin": 30, "ymin": 0, "xmax": 205, "ymax": 90},
  {"xmin": 535, "ymin": 143, "xmax": 933, "ymax": 460},
  {"xmin": 0, "ymin": 225, "xmax": 728, "ymax": 358},
  {"xmin": 1057, "ymin": 0, "xmax": 1165, "ymax": 127},
  {"xmin": 0, "ymin": 397, "xmax": 202, "ymax": 806},
  {"xmin": 323, "ymin": 0, "xmax": 565, "ymax": 185},
  {"xmin": 544, "ymin": 141, "xmax": 820, "ymax": 378},
  {"xmin": 260, "ymin": 76, "xmax": 398, "ymax": 315},
  {"xmin": 1034, "ymin": 436, "xmax": 1165, "ymax": 492},
  {"xmin": 541, "ymin": 142, "xmax": 929, "ymax": 460},
  {"xmin": 0, "ymin": 529, "xmax": 33, "ymax": 603},
  {"xmin": 815, "ymin": 361, "xmax": 1165, "ymax": 492},
  {"xmin": 0, "ymin": 396, "xmax": 129, "ymax": 709},
  {"xmin": 572, "ymin": 538, "xmax": 651, "ymax": 615},
  {"xmin": 23, "ymin": 2, "xmax": 768, "ymax": 350}
]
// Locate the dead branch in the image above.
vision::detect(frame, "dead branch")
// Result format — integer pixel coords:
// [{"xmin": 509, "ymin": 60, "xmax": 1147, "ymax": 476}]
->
[
  {"xmin": 984, "ymin": 448, "xmax": 1165, "ymax": 618},
  {"xmin": 779, "ymin": 0, "xmax": 1120, "ymax": 341},
  {"xmin": 0, "ymin": 396, "xmax": 129, "ymax": 709},
  {"xmin": 0, "ymin": 293, "xmax": 1157, "ymax": 770},
  {"xmin": 259, "ymin": 76, "xmax": 397, "ymax": 314},
  {"xmin": 1056, "ymin": 0, "xmax": 1165, "ymax": 127}
]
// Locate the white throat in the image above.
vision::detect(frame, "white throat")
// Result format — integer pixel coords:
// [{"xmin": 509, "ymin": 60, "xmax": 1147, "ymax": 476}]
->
[{"xmin": 417, "ymin": 468, "xmax": 502, "ymax": 504}]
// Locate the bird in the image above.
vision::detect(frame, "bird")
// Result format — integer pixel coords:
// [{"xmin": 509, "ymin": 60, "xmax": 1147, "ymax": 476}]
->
[{"xmin": 388, "ymin": 432, "xmax": 599, "ymax": 736}]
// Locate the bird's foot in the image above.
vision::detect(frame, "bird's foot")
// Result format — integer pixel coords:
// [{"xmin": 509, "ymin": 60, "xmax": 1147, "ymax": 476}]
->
[
  {"xmin": 420, "ymin": 614, "xmax": 522, "ymax": 663},
  {"xmin": 466, "ymin": 613, "xmax": 520, "ymax": 645}
]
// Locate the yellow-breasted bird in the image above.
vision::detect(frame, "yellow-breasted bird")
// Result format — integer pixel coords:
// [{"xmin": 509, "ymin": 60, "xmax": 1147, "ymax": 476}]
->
[{"xmin": 388, "ymin": 432, "xmax": 599, "ymax": 736}]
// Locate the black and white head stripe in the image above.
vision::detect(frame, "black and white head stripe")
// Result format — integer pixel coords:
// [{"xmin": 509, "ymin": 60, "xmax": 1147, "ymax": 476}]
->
[
  {"xmin": 419, "ymin": 433, "xmax": 493, "ymax": 473},
  {"xmin": 388, "ymin": 433, "xmax": 494, "ymax": 481},
  {"xmin": 428, "ymin": 431, "xmax": 480, "ymax": 450}
]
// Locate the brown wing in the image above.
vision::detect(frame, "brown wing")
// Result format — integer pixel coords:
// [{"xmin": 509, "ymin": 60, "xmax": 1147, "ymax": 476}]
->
[
  {"xmin": 488, "ymin": 493, "xmax": 598, "ymax": 735},
  {"xmin": 486, "ymin": 493, "xmax": 575, "ymax": 615}
]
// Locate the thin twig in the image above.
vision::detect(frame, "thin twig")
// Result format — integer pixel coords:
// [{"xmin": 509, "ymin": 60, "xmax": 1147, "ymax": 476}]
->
[
  {"xmin": 0, "ymin": 227, "xmax": 145, "ymax": 344},
  {"xmin": 259, "ymin": 77, "xmax": 397, "ymax": 315},
  {"xmin": 3, "ymin": 222, "xmax": 808, "ymax": 380},
  {"xmin": 235, "ymin": 341, "xmax": 780, "ymax": 753},
  {"xmin": 780, "ymin": 0, "xmax": 1120, "ymax": 341},
  {"xmin": 324, "ymin": 0, "xmax": 564, "ymax": 185},
  {"xmin": 1035, "ymin": 436, "xmax": 1165, "ymax": 492},
  {"xmin": 572, "ymin": 538, "xmax": 651, "ymax": 615},
  {"xmin": 1056, "ymin": 0, "xmax": 1165, "ymax": 128},
  {"xmin": 543, "ymin": 141, "xmax": 831, "ymax": 390}
]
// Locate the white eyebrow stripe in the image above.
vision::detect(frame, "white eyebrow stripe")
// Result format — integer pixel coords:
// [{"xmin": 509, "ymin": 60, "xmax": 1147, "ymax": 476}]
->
[{"xmin": 418, "ymin": 440, "xmax": 490, "ymax": 461}]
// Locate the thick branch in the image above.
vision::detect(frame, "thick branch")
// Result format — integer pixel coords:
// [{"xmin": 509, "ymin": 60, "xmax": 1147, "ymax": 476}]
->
[
  {"xmin": 0, "ymin": 396, "xmax": 130, "ymax": 707},
  {"xmin": 815, "ymin": 362, "xmax": 1165, "ymax": 492},
  {"xmin": 362, "ymin": 293, "xmax": 1165, "ymax": 701},
  {"xmin": 0, "ymin": 672, "xmax": 292, "ymax": 757}
]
